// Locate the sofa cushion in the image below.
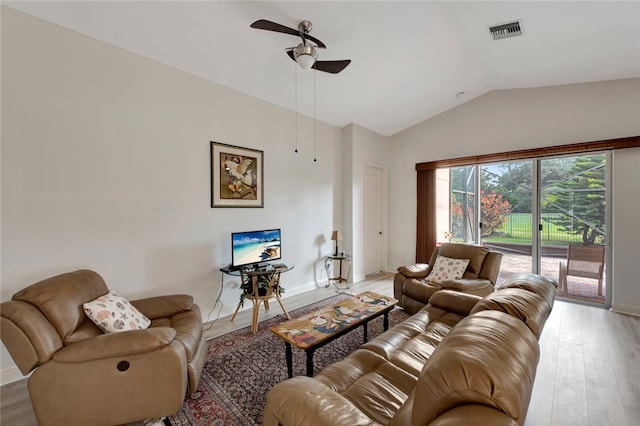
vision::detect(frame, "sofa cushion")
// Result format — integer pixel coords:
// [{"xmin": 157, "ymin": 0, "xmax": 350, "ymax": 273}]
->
[
  {"xmin": 426, "ymin": 256, "xmax": 470, "ymax": 284},
  {"xmin": 315, "ymin": 349, "xmax": 419, "ymax": 424},
  {"xmin": 436, "ymin": 244, "xmax": 489, "ymax": 279},
  {"xmin": 83, "ymin": 290, "xmax": 151, "ymax": 333},
  {"xmin": 361, "ymin": 306, "xmax": 464, "ymax": 377}
]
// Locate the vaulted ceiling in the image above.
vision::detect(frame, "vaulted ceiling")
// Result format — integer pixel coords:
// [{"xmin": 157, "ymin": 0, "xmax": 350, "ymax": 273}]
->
[{"xmin": 5, "ymin": 1, "xmax": 640, "ymax": 136}]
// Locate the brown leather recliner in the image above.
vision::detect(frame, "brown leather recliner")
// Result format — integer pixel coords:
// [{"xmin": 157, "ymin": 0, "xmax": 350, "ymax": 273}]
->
[
  {"xmin": 394, "ymin": 242, "xmax": 503, "ymax": 314},
  {"xmin": 0, "ymin": 269, "xmax": 206, "ymax": 426}
]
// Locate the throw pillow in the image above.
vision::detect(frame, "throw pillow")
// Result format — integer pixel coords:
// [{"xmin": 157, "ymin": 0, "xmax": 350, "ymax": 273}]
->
[
  {"xmin": 83, "ymin": 290, "xmax": 151, "ymax": 333},
  {"xmin": 425, "ymin": 255, "xmax": 470, "ymax": 284}
]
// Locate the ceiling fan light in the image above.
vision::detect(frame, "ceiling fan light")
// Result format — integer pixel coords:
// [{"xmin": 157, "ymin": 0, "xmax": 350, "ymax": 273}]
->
[
  {"xmin": 294, "ymin": 44, "xmax": 317, "ymax": 69},
  {"xmin": 296, "ymin": 53, "xmax": 316, "ymax": 69}
]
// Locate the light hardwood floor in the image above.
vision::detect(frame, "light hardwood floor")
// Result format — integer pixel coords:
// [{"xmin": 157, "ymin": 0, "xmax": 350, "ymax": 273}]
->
[{"xmin": 1, "ymin": 273, "xmax": 638, "ymax": 425}]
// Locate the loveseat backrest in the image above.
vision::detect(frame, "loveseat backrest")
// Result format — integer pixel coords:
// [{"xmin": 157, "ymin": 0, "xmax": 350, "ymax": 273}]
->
[
  {"xmin": 413, "ymin": 310, "xmax": 539, "ymax": 425},
  {"xmin": 11, "ymin": 269, "xmax": 109, "ymax": 342}
]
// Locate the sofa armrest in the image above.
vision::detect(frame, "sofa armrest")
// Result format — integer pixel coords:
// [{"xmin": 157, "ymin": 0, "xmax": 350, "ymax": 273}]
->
[
  {"xmin": 263, "ymin": 376, "xmax": 377, "ymax": 426},
  {"xmin": 53, "ymin": 327, "xmax": 177, "ymax": 362},
  {"xmin": 131, "ymin": 294, "xmax": 193, "ymax": 320},
  {"xmin": 428, "ymin": 290, "xmax": 482, "ymax": 316},
  {"xmin": 429, "ymin": 405, "xmax": 519, "ymax": 426},
  {"xmin": 397, "ymin": 263, "xmax": 430, "ymax": 278}
]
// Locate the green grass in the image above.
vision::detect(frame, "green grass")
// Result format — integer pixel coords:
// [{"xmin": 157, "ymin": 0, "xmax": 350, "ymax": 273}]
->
[{"xmin": 484, "ymin": 213, "xmax": 585, "ymax": 245}]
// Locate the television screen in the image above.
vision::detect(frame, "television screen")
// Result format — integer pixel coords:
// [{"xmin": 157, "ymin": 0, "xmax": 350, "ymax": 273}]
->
[{"xmin": 231, "ymin": 228, "xmax": 281, "ymax": 268}]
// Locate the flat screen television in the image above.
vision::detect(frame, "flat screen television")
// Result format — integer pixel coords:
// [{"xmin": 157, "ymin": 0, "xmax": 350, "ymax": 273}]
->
[{"xmin": 231, "ymin": 228, "xmax": 281, "ymax": 269}]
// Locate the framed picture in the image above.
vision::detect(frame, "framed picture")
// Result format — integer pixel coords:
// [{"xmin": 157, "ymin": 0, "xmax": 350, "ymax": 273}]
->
[{"xmin": 211, "ymin": 141, "xmax": 264, "ymax": 208}]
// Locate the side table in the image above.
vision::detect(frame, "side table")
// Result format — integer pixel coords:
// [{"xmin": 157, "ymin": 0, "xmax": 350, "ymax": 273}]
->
[
  {"xmin": 324, "ymin": 254, "xmax": 352, "ymax": 291},
  {"xmin": 222, "ymin": 264, "xmax": 293, "ymax": 333}
]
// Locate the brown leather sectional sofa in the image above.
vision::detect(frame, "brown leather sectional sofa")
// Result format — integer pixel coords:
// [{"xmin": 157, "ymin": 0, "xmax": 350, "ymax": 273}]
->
[
  {"xmin": 0, "ymin": 270, "xmax": 206, "ymax": 426},
  {"xmin": 263, "ymin": 273, "xmax": 557, "ymax": 426}
]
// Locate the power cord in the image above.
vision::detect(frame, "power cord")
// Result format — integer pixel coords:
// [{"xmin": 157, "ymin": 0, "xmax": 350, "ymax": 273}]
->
[{"xmin": 204, "ymin": 273, "xmax": 225, "ymax": 331}]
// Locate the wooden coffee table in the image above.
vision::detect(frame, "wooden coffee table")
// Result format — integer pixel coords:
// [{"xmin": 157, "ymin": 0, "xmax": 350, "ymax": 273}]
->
[{"xmin": 271, "ymin": 291, "xmax": 398, "ymax": 378}]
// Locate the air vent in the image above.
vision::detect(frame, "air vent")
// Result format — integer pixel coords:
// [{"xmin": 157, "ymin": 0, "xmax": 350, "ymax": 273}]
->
[{"xmin": 489, "ymin": 20, "xmax": 522, "ymax": 40}]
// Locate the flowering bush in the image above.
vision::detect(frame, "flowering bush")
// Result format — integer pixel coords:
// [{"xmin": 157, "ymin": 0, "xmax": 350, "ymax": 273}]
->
[{"xmin": 480, "ymin": 190, "xmax": 512, "ymax": 236}]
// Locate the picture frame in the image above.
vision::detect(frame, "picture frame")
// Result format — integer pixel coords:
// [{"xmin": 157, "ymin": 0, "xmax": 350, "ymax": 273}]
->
[{"xmin": 211, "ymin": 141, "xmax": 264, "ymax": 208}]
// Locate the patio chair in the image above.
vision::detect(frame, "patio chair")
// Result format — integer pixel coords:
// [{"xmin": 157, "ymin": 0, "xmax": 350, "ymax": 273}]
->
[{"xmin": 558, "ymin": 245, "xmax": 605, "ymax": 297}]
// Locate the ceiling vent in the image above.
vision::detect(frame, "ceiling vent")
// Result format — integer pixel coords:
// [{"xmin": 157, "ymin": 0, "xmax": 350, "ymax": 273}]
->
[{"xmin": 489, "ymin": 20, "xmax": 522, "ymax": 40}]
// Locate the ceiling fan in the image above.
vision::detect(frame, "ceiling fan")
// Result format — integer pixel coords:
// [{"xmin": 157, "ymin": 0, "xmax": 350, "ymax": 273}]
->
[{"xmin": 250, "ymin": 19, "xmax": 351, "ymax": 74}]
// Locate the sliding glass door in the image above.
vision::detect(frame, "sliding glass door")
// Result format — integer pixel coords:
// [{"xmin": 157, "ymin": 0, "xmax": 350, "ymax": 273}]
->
[
  {"xmin": 480, "ymin": 161, "xmax": 533, "ymax": 277},
  {"xmin": 437, "ymin": 152, "xmax": 609, "ymax": 305},
  {"xmin": 540, "ymin": 154, "xmax": 608, "ymax": 303}
]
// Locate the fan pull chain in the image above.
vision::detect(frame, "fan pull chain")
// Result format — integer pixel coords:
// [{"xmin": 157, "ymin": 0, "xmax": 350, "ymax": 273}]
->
[
  {"xmin": 294, "ymin": 63, "xmax": 299, "ymax": 154},
  {"xmin": 313, "ymin": 70, "xmax": 317, "ymax": 163}
]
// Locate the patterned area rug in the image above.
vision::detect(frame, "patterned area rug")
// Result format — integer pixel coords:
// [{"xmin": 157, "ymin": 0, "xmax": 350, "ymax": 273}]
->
[{"xmin": 166, "ymin": 294, "xmax": 409, "ymax": 426}]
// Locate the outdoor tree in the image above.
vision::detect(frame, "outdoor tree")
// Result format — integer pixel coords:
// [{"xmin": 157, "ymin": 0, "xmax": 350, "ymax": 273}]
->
[
  {"xmin": 485, "ymin": 159, "xmax": 572, "ymax": 213},
  {"xmin": 484, "ymin": 162, "xmax": 531, "ymax": 213},
  {"xmin": 450, "ymin": 168, "xmax": 513, "ymax": 239},
  {"xmin": 480, "ymin": 190, "xmax": 512, "ymax": 236},
  {"xmin": 546, "ymin": 154, "xmax": 606, "ymax": 245}
]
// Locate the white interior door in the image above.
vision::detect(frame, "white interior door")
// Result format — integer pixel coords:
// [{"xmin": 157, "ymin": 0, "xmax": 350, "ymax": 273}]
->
[{"xmin": 364, "ymin": 165, "xmax": 383, "ymax": 275}]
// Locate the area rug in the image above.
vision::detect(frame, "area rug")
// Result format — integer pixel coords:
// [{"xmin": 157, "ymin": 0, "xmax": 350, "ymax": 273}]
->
[{"xmin": 166, "ymin": 294, "xmax": 409, "ymax": 426}]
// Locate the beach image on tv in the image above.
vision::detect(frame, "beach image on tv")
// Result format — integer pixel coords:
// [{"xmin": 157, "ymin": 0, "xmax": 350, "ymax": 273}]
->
[{"xmin": 232, "ymin": 229, "xmax": 281, "ymax": 266}]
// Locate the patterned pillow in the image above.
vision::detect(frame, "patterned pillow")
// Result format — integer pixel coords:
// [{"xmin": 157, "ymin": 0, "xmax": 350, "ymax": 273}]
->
[
  {"xmin": 425, "ymin": 255, "xmax": 470, "ymax": 284},
  {"xmin": 83, "ymin": 290, "xmax": 151, "ymax": 333}
]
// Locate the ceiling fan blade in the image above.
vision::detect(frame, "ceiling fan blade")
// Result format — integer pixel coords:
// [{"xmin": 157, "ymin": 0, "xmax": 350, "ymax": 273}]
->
[
  {"xmin": 313, "ymin": 60, "xmax": 351, "ymax": 74},
  {"xmin": 251, "ymin": 19, "xmax": 299, "ymax": 36},
  {"xmin": 251, "ymin": 19, "xmax": 326, "ymax": 48},
  {"xmin": 286, "ymin": 51, "xmax": 351, "ymax": 74}
]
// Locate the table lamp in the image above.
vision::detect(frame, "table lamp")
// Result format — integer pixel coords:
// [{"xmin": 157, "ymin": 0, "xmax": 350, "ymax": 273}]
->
[{"xmin": 331, "ymin": 230, "xmax": 343, "ymax": 256}]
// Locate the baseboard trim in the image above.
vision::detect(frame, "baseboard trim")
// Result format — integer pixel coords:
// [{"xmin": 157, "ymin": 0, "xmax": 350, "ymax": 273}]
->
[
  {"xmin": 1, "ymin": 366, "xmax": 25, "ymax": 386},
  {"xmin": 352, "ymin": 273, "xmax": 366, "ymax": 283},
  {"xmin": 611, "ymin": 303, "xmax": 640, "ymax": 317}
]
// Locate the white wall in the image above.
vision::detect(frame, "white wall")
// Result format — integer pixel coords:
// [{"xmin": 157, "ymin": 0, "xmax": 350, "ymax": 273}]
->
[
  {"xmin": 341, "ymin": 124, "xmax": 390, "ymax": 282},
  {"xmin": 0, "ymin": 7, "xmax": 344, "ymax": 379},
  {"xmin": 388, "ymin": 78, "xmax": 640, "ymax": 313},
  {"xmin": 611, "ymin": 147, "xmax": 640, "ymax": 316}
]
